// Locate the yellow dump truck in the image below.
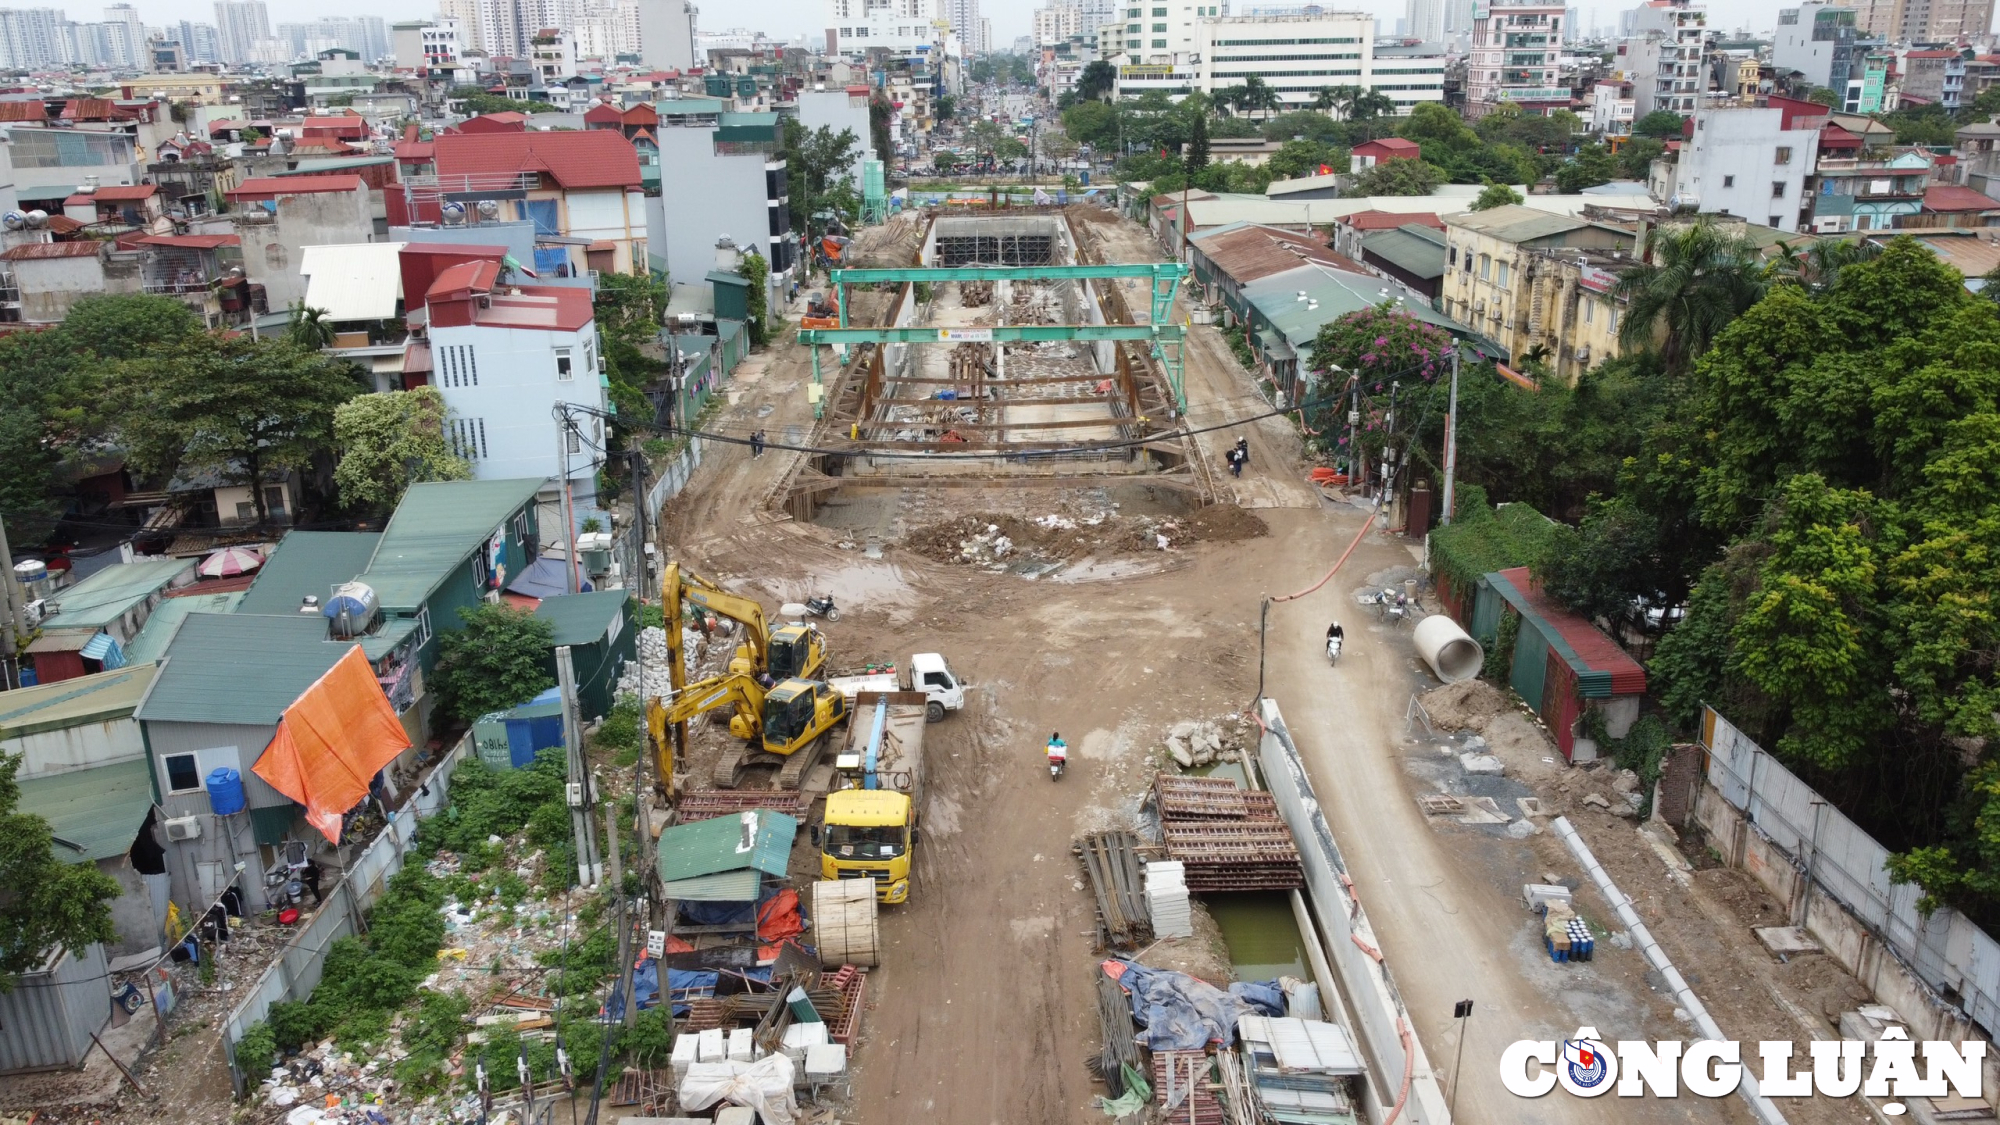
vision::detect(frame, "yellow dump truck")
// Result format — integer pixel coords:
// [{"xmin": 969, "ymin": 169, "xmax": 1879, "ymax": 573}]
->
[{"xmin": 820, "ymin": 690, "xmax": 928, "ymax": 904}]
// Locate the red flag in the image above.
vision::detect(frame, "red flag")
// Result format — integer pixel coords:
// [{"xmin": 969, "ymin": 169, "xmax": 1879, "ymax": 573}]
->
[{"xmin": 1317, "ymin": 163, "xmax": 1331, "ymax": 174}]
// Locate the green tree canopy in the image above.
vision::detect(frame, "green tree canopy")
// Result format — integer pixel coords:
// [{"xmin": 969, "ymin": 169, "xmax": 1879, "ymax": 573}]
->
[
  {"xmin": 1351, "ymin": 157, "xmax": 1445, "ymax": 196},
  {"xmin": 1471, "ymin": 182, "xmax": 1525, "ymax": 210},
  {"xmin": 0, "ymin": 752, "xmax": 121, "ymax": 993},
  {"xmin": 1265, "ymin": 138, "xmax": 1347, "ymax": 181},
  {"xmin": 781, "ymin": 119, "xmax": 863, "ymax": 232},
  {"xmin": 1061, "ymin": 99, "xmax": 1118, "ymax": 148},
  {"xmin": 432, "ymin": 604, "xmax": 557, "ymax": 726},
  {"xmin": 1613, "ymin": 220, "xmax": 1767, "ymax": 374},
  {"xmin": 116, "ymin": 334, "xmax": 365, "ymax": 523},
  {"xmin": 1553, "ymin": 143, "xmax": 1618, "ymax": 192},
  {"xmin": 332, "ymin": 387, "xmax": 473, "ymax": 513},
  {"xmin": 1632, "ymin": 110, "xmax": 1687, "ymax": 137}
]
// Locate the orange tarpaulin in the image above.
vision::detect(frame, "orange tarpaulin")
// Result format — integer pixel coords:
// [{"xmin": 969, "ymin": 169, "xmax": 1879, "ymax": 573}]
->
[{"xmin": 254, "ymin": 646, "xmax": 412, "ymax": 843}]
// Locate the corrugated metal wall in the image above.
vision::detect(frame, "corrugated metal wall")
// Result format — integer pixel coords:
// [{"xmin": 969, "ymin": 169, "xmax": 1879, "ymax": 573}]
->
[{"xmin": 0, "ymin": 942, "xmax": 108, "ymax": 1074}]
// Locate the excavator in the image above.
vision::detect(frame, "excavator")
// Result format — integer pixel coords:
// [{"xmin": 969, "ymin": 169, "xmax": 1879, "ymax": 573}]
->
[
  {"xmin": 646, "ymin": 671, "xmax": 849, "ymax": 788},
  {"xmin": 647, "ymin": 560, "xmax": 837, "ymax": 792}
]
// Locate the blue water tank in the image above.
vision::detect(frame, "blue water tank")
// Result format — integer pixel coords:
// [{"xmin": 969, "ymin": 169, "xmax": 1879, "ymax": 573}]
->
[{"xmin": 206, "ymin": 767, "xmax": 246, "ymax": 816}]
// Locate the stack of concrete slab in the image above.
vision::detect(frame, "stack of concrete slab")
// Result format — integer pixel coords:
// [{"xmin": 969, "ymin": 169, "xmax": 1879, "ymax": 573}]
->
[
  {"xmin": 805, "ymin": 1043, "xmax": 848, "ymax": 1084},
  {"xmin": 780, "ymin": 1021, "xmax": 830, "ymax": 1064},
  {"xmin": 1147, "ymin": 861, "xmax": 1193, "ymax": 938}
]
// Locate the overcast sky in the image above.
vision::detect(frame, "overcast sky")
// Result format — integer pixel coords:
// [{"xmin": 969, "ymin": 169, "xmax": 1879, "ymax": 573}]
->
[{"xmin": 90, "ymin": 0, "xmax": 1812, "ymax": 59}]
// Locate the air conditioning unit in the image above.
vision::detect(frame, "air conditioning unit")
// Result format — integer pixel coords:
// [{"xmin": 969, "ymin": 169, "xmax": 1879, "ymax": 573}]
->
[
  {"xmin": 1473, "ymin": 298, "xmax": 1486, "ymax": 313},
  {"xmin": 164, "ymin": 815, "xmax": 201, "ymax": 841}
]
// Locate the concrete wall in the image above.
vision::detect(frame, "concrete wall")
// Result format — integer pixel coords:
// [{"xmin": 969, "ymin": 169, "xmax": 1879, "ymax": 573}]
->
[
  {"xmin": 795, "ymin": 89, "xmax": 872, "ymax": 188},
  {"xmin": 238, "ymin": 190, "xmax": 374, "ymax": 309},
  {"xmin": 11, "ymin": 252, "xmax": 109, "ymax": 323},
  {"xmin": 1675, "ymin": 108, "xmax": 1820, "ymax": 232},
  {"xmin": 5, "ymin": 716, "xmax": 146, "ymax": 778},
  {"xmin": 429, "ymin": 320, "xmax": 606, "ymax": 503},
  {"xmin": 1256, "ymin": 697, "xmax": 1451, "ymax": 1125},
  {"xmin": 558, "ymin": 187, "xmax": 646, "ymax": 274},
  {"xmin": 652, "ymin": 126, "xmax": 773, "ymax": 294},
  {"xmin": 144, "ymin": 718, "xmax": 291, "ymax": 913}
]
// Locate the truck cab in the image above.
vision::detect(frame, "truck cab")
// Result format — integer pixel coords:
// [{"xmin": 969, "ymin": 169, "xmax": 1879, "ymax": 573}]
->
[
  {"xmin": 821, "ymin": 789, "xmax": 913, "ymax": 904},
  {"xmin": 909, "ymin": 652, "xmax": 965, "ymax": 721}
]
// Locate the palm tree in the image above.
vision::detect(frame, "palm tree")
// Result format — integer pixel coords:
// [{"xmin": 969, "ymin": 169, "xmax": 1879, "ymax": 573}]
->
[
  {"xmin": 1314, "ymin": 84, "xmax": 1363, "ymax": 118},
  {"xmin": 1240, "ymin": 75, "xmax": 1282, "ymax": 119},
  {"xmin": 1213, "ymin": 84, "xmax": 1247, "ymax": 117},
  {"xmin": 286, "ymin": 303, "xmax": 336, "ymax": 350},
  {"xmin": 1612, "ymin": 220, "xmax": 1767, "ymax": 374},
  {"xmin": 1768, "ymin": 237, "xmax": 1880, "ymax": 291},
  {"xmin": 1074, "ymin": 60, "xmax": 1117, "ymax": 103}
]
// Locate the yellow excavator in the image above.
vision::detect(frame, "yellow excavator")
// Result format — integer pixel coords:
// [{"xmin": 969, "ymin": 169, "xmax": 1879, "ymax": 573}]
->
[
  {"xmin": 647, "ymin": 560, "xmax": 838, "ymax": 792},
  {"xmin": 647, "ymin": 672, "xmax": 849, "ymax": 788}
]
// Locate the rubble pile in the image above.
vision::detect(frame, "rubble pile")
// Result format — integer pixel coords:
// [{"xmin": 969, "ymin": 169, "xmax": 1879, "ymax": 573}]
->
[
  {"xmin": 1161, "ymin": 716, "xmax": 1253, "ymax": 770},
  {"xmin": 614, "ymin": 624, "xmax": 723, "ymax": 700}
]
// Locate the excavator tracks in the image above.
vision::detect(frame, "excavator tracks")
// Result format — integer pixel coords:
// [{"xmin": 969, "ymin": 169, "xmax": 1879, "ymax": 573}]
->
[
  {"xmin": 775, "ymin": 735, "xmax": 829, "ymax": 789},
  {"xmin": 712, "ymin": 747, "xmax": 750, "ymax": 789}
]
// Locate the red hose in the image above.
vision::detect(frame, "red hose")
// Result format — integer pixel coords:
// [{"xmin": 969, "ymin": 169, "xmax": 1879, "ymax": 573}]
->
[
  {"xmin": 1271, "ymin": 500, "xmax": 1379, "ymax": 604},
  {"xmin": 1349, "ymin": 935, "xmax": 1416, "ymax": 1125}
]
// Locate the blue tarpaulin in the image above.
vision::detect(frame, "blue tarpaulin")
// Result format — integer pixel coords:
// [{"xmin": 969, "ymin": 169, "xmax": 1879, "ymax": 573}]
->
[
  {"xmin": 1105, "ymin": 960, "xmax": 1284, "ymax": 1051},
  {"xmin": 506, "ymin": 556, "xmax": 592, "ymax": 599}
]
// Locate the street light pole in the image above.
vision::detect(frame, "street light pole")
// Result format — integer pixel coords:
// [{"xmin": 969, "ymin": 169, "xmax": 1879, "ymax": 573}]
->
[{"xmin": 1441, "ymin": 343, "xmax": 1462, "ymax": 525}]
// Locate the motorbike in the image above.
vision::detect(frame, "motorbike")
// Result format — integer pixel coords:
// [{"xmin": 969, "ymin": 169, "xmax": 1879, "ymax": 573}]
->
[
  {"xmin": 1047, "ymin": 741, "xmax": 1067, "ymax": 780},
  {"xmin": 1326, "ymin": 627, "xmax": 1344, "ymax": 665},
  {"xmin": 804, "ymin": 594, "xmax": 841, "ymax": 621}
]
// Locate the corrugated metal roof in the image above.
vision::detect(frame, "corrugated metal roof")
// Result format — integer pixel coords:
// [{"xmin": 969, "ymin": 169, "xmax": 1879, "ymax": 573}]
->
[
  {"xmin": 660, "ymin": 869, "xmax": 762, "ymax": 901},
  {"xmin": 357, "ymin": 479, "xmax": 543, "ymax": 610},
  {"xmin": 1241, "ymin": 263, "xmax": 1461, "ymax": 349},
  {"xmin": 433, "ymin": 130, "xmax": 642, "ymax": 190},
  {"xmin": 19, "ymin": 758, "xmax": 154, "ymax": 862},
  {"xmin": 0, "ymin": 242, "xmax": 104, "ymax": 261},
  {"xmin": 1489, "ymin": 567, "xmax": 1647, "ymax": 697},
  {"xmin": 532, "ymin": 590, "xmax": 627, "ymax": 646},
  {"xmin": 123, "ymin": 592, "xmax": 244, "ymax": 665},
  {"xmin": 280, "ymin": 156, "xmax": 395, "ymax": 173},
  {"xmin": 235, "ymin": 532, "xmax": 382, "ymax": 616},
  {"xmin": 1192, "ymin": 223, "xmax": 1356, "ymax": 286},
  {"xmin": 300, "ymin": 242, "xmax": 408, "ymax": 322},
  {"xmin": 43, "ymin": 558, "xmax": 194, "ymax": 631},
  {"xmin": 1444, "ymin": 204, "xmax": 1595, "ymax": 244},
  {"xmin": 1362, "ymin": 225, "xmax": 1448, "ymax": 279},
  {"xmin": 655, "ymin": 810, "xmax": 796, "ymax": 886},
  {"xmin": 136, "ymin": 613, "xmax": 353, "ymax": 726},
  {"xmin": 0, "ymin": 664, "xmax": 159, "ymax": 740}
]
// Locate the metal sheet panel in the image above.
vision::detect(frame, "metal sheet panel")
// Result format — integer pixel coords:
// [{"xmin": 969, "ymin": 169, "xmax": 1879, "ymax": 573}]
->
[{"xmin": 0, "ymin": 942, "xmax": 107, "ymax": 1073}]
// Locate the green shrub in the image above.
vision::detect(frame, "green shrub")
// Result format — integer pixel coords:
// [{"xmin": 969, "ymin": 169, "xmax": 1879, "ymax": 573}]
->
[{"xmin": 236, "ymin": 1021, "xmax": 277, "ymax": 1079}]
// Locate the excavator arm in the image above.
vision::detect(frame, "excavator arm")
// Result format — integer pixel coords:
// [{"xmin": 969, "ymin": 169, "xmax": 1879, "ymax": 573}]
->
[{"xmin": 647, "ymin": 670, "xmax": 768, "ymax": 790}]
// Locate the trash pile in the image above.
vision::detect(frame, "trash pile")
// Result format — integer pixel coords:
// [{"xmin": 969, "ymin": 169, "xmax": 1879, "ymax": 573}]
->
[{"xmin": 261, "ymin": 1048, "xmax": 395, "ymax": 1122}]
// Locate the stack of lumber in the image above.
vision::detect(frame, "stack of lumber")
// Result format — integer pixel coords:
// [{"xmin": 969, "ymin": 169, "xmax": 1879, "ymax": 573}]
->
[{"xmin": 1079, "ymin": 831, "xmax": 1153, "ymax": 948}]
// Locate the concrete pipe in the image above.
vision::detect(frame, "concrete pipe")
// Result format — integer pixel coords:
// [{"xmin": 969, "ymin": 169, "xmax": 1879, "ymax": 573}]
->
[{"xmin": 1412, "ymin": 614, "xmax": 1483, "ymax": 683}]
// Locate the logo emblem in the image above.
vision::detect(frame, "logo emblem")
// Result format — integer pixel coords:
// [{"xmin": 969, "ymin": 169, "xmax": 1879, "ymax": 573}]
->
[{"xmin": 1557, "ymin": 1028, "xmax": 1617, "ymax": 1096}]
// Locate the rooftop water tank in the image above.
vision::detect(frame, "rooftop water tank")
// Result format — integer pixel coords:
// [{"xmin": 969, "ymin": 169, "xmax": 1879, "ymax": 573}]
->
[
  {"xmin": 205, "ymin": 767, "xmax": 246, "ymax": 816},
  {"xmin": 324, "ymin": 581, "xmax": 379, "ymax": 638}
]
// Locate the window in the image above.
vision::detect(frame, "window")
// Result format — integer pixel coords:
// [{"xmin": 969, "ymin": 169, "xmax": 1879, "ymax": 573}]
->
[
  {"xmin": 1152, "ymin": 38, "xmax": 1166, "ymax": 46},
  {"xmin": 1772, "ymin": 181, "xmax": 1786, "ymax": 198},
  {"xmin": 555, "ymin": 347, "xmax": 574, "ymax": 381},
  {"xmin": 1722, "ymin": 174, "xmax": 1734, "ymax": 187},
  {"xmin": 450, "ymin": 417, "xmax": 486, "ymax": 460},
  {"xmin": 1497, "ymin": 261, "xmax": 1510, "ymax": 286},
  {"xmin": 1583, "ymin": 300, "xmax": 1594, "ymax": 324},
  {"xmin": 1152, "ymin": 5, "xmax": 1166, "ymax": 12},
  {"xmin": 415, "ymin": 606, "xmax": 432, "ymax": 646},
  {"xmin": 1775, "ymin": 146, "xmax": 1792, "ymax": 164},
  {"xmin": 1448, "ymin": 245, "xmax": 1457, "ymax": 266},
  {"xmin": 1609, "ymin": 309, "xmax": 1620, "ymax": 332},
  {"xmin": 1127, "ymin": 6, "xmax": 1139, "ymax": 14},
  {"xmin": 235, "ymin": 500, "xmax": 256, "ymax": 522},
  {"xmin": 1153, "ymin": 22, "xmax": 1166, "ymax": 30},
  {"xmin": 568, "ymin": 429, "xmax": 583, "ymax": 454},
  {"xmin": 1478, "ymin": 253, "xmax": 1490, "ymax": 280},
  {"xmin": 265, "ymin": 486, "xmax": 286, "ymax": 517},
  {"xmin": 165, "ymin": 753, "xmax": 200, "ymax": 793},
  {"xmin": 472, "ymin": 549, "xmax": 488, "ymax": 589}
]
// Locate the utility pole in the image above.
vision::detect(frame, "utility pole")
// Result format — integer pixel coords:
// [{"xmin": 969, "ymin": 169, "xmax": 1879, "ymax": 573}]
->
[
  {"xmin": 0, "ymin": 515, "xmax": 23, "ymax": 691},
  {"xmin": 555, "ymin": 406, "xmax": 578, "ymax": 594},
  {"xmin": 557, "ymin": 646, "xmax": 601, "ymax": 887},
  {"xmin": 1441, "ymin": 345, "xmax": 1462, "ymax": 526}
]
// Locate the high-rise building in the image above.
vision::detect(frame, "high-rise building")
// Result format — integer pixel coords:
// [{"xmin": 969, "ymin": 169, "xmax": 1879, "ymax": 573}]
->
[
  {"xmin": 636, "ymin": 0, "xmax": 694, "ymax": 68},
  {"xmin": 1773, "ymin": 2, "xmax": 1869, "ymax": 97},
  {"xmin": 1620, "ymin": 0, "xmax": 1705, "ymax": 117},
  {"xmin": 0, "ymin": 6, "xmax": 72, "ymax": 68},
  {"xmin": 1116, "ymin": 0, "xmax": 1225, "ymax": 62},
  {"xmin": 214, "ymin": 0, "xmax": 269, "ymax": 64},
  {"xmin": 439, "ymin": 0, "xmax": 483, "ymax": 51},
  {"xmin": 100, "ymin": 3, "xmax": 144, "ymax": 66},
  {"xmin": 1896, "ymin": 0, "xmax": 1991, "ymax": 42},
  {"xmin": 944, "ymin": 0, "xmax": 983, "ymax": 51},
  {"xmin": 1122, "ymin": 13, "xmax": 1445, "ymax": 110},
  {"xmin": 276, "ymin": 17, "xmax": 390, "ymax": 61},
  {"xmin": 1466, "ymin": 0, "xmax": 1567, "ymax": 117},
  {"xmin": 1407, "ymin": 0, "xmax": 1443, "ymax": 43},
  {"xmin": 1033, "ymin": 1, "xmax": 1079, "ymax": 45},
  {"xmin": 978, "ymin": 16, "xmax": 990, "ymax": 52},
  {"xmin": 172, "ymin": 19, "xmax": 221, "ymax": 61},
  {"xmin": 828, "ymin": 0, "xmax": 944, "ymax": 55}
]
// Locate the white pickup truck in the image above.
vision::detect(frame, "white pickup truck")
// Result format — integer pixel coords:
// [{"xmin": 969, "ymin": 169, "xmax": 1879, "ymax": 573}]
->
[{"xmin": 830, "ymin": 653, "xmax": 967, "ymax": 722}]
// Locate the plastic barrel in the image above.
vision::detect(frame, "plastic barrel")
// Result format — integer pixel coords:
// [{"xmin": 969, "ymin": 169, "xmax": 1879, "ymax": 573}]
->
[{"xmin": 206, "ymin": 767, "xmax": 246, "ymax": 816}]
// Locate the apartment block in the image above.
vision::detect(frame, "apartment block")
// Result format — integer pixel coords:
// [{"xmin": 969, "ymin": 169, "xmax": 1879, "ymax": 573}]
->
[
  {"xmin": 1662, "ymin": 98, "xmax": 1823, "ymax": 233},
  {"xmin": 828, "ymin": 0, "xmax": 945, "ymax": 54},
  {"xmin": 1773, "ymin": 2, "xmax": 1872, "ymax": 98},
  {"xmin": 1466, "ymin": 0, "xmax": 1567, "ymax": 117},
  {"xmin": 1439, "ymin": 205, "xmax": 1635, "ymax": 382},
  {"xmin": 645, "ymin": 104, "xmax": 794, "ymax": 309},
  {"xmin": 1619, "ymin": 0, "xmax": 1705, "ymax": 118}
]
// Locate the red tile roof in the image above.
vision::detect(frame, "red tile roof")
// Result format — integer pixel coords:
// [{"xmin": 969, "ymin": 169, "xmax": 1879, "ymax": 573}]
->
[
  {"xmin": 395, "ymin": 140, "xmax": 435, "ymax": 160},
  {"xmin": 621, "ymin": 103, "xmax": 658, "ymax": 125},
  {"xmin": 1924, "ymin": 184, "xmax": 2000, "ymax": 212},
  {"xmin": 433, "ymin": 130, "xmax": 642, "ymax": 190},
  {"xmin": 1356, "ymin": 137, "xmax": 1421, "ymax": 157},
  {"xmin": 226, "ymin": 175, "xmax": 364, "ymax": 198},
  {"xmin": 584, "ymin": 102, "xmax": 623, "ymax": 123},
  {"xmin": 1, "ymin": 242, "xmax": 104, "ymax": 260}
]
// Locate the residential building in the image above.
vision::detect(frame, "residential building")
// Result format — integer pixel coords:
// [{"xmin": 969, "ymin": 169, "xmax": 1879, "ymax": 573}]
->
[
  {"xmin": 100, "ymin": 2, "xmax": 145, "ymax": 68},
  {"xmin": 1438, "ymin": 204, "xmax": 1634, "ymax": 366},
  {"xmin": 411, "ymin": 129, "xmax": 649, "ymax": 275},
  {"xmin": 530, "ymin": 28, "xmax": 577, "ymax": 85},
  {"xmin": 1588, "ymin": 80, "xmax": 1635, "ymax": 134},
  {"xmin": 646, "ymin": 106, "xmax": 794, "ymax": 305},
  {"xmin": 1117, "ymin": 0, "xmax": 1227, "ymax": 64},
  {"xmin": 0, "ymin": 241, "xmax": 121, "ymax": 325},
  {"xmin": 172, "ymin": 19, "xmax": 220, "ymax": 62},
  {"xmin": 1351, "ymin": 136, "xmax": 1422, "ymax": 171},
  {"xmin": 404, "ymin": 250, "xmax": 608, "ymax": 506},
  {"xmin": 5, "ymin": 126, "xmax": 139, "ymax": 215},
  {"xmin": 1915, "ymin": 184, "xmax": 2000, "ymax": 229},
  {"xmin": 1097, "ymin": 18, "xmax": 1127, "ymax": 56},
  {"xmin": 0, "ymin": 7, "xmax": 70, "ymax": 69},
  {"xmin": 1, "ymin": 664, "xmax": 167, "ymax": 957},
  {"xmin": 1662, "ymin": 98, "xmax": 1824, "ymax": 232},
  {"xmin": 1773, "ymin": 2, "xmax": 1869, "ymax": 98},
  {"xmin": 797, "ymin": 86, "xmax": 873, "ymax": 191},
  {"xmin": 944, "ymin": 0, "xmax": 984, "ymax": 50},
  {"xmin": 392, "ymin": 18, "xmax": 463, "ymax": 69},
  {"xmin": 637, "ymin": 0, "xmax": 696, "ymax": 69},
  {"xmin": 1898, "ymin": 49, "xmax": 1963, "ymax": 112},
  {"xmin": 1185, "ymin": 221, "xmax": 1358, "ymax": 325},
  {"xmin": 1619, "ymin": 0, "xmax": 1705, "ymax": 118},
  {"xmin": 1811, "ymin": 148, "xmax": 1932, "ymax": 232},
  {"xmin": 1239, "ymin": 260, "xmax": 1457, "ymax": 402},
  {"xmin": 830, "ymin": 0, "xmax": 946, "ymax": 55},
  {"xmin": 149, "ymin": 38, "xmax": 187, "ymax": 71},
  {"xmin": 1035, "ymin": 1, "xmax": 1081, "ymax": 45},
  {"xmin": 214, "ymin": 0, "xmax": 269, "ymax": 65},
  {"xmin": 225, "ymin": 174, "xmax": 376, "ymax": 310},
  {"xmin": 27, "ymin": 558, "xmax": 196, "ymax": 684},
  {"xmin": 1466, "ymin": 0, "xmax": 1568, "ymax": 117}
]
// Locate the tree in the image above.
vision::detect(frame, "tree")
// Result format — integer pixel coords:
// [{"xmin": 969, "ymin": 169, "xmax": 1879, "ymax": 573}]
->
[
  {"xmin": 932, "ymin": 149, "xmax": 962, "ymax": 174},
  {"xmin": 1303, "ymin": 305, "xmax": 1455, "ymax": 475},
  {"xmin": 1073, "ymin": 59, "xmax": 1116, "ymax": 102},
  {"xmin": 449, "ymin": 88, "xmax": 558, "ymax": 115},
  {"xmin": 1471, "ymin": 182, "xmax": 1524, "ymax": 210},
  {"xmin": 1313, "ymin": 84, "xmax": 1363, "ymax": 117},
  {"xmin": 60, "ymin": 294, "xmax": 199, "ymax": 360},
  {"xmin": 1062, "ymin": 99, "xmax": 1118, "ymax": 148},
  {"xmin": 286, "ymin": 303, "xmax": 336, "ymax": 350},
  {"xmin": 781, "ymin": 119, "xmax": 863, "ymax": 234},
  {"xmin": 1805, "ymin": 86, "xmax": 1841, "ymax": 107},
  {"xmin": 1237, "ymin": 75, "xmax": 1281, "ymax": 119},
  {"xmin": 1185, "ymin": 110, "xmax": 1209, "ymax": 170},
  {"xmin": 740, "ymin": 250, "xmax": 769, "ymax": 345},
  {"xmin": 0, "ymin": 752, "xmax": 121, "ymax": 993},
  {"xmin": 1351, "ymin": 157, "xmax": 1444, "ymax": 196},
  {"xmin": 1265, "ymin": 138, "xmax": 1347, "ymax": 181},
  {"xmin": 116, "ymin": 334, "xmax": 364, "ymax": 523},
  {"xmin": 1632, "ymin": 110, "xmax": 1687, "ymax": 138},
  {"xmin": 431, "ymin": 604, "xmax": 557, "ymax": 726},
  {"xmin": 1614, "ymin": 135, "xmax": 1665, "ymax": 180},
  {"xmin": 1767, "ymin": 237, "xmax": 1880, "ymax": 291},
  {"xmin": 1612, "ymin": 220, "xmax": 1766, "ymax": 374},
  {"xmin": 1554, "ymin": 143, "xmax": 1618, "ymax": 192},
  {"xmin": 332, "ymin": 388, "xmax": 473, "ymax": 513}
]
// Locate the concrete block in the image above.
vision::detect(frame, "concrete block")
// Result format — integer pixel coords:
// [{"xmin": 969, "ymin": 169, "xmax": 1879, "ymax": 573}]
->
[
  {"xmin": 1524, "ymin": 883, "xmax": 1572, "ymax": 911},
  {"xmin": 726, "ymin": 1026, "xmax": 753, "ymax": 1062},
  {"xmin": 805, "ymin": 1043, "xmax": 848, "ymax": 1077},
  {"xmin": 1754, "ymin": 926, "xmax": 1821, "ymax": 956},
  {"xmin": 1459, "ymin": 753, "xmax": 1504, "ymax": 775},
  {"xmin": 697, "ymin": 1027, "xmax": 726, "ymax": 1062},
  {"xmin": 716, "ymin": 1108, "xmax": 758, "ymax": 1125}
]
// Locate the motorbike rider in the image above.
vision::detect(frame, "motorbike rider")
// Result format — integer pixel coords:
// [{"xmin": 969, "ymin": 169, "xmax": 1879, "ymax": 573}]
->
[
  {"xmin": 1046, "ymin": 732, "xmax": 1067, "ymax": 765},
  {"xmin": 1326, "ymin": 621, "xmax": 1344, "ymax": 659}
]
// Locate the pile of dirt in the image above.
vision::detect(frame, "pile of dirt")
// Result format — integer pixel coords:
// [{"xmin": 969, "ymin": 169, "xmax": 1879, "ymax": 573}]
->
[
  {"xmin": 1421, "ymin": 679, "xmax": 1511, "ymax": 731},
  {"xmin": 906, "ymin": 506, "xmax": 1270, "ymax": 566}
]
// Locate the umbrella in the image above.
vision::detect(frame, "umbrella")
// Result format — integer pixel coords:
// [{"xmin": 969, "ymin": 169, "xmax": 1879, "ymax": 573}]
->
[{"xmin": 198, "ymin": 546, "xmax": 265, "ymax": 578}]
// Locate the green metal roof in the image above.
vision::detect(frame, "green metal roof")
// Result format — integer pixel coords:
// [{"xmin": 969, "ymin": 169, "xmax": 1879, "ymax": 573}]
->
[
  {"xmin": 125, "ymin": 592, "xmax": 244, "ymax": 665},
  {"xmin": 1444, "ymin": 204, "xmax": 1597, "ymax": 245},
  {"xmin": 136, "ymin": 613, "xmax": 352, "ymax": 726},
  {"xmin": 235, "ymin": 531, "xmax": 382, "ymax": 616},
  {"xmin": 356, "ymin": 479, "xmax": 542, "ymax": 611},
  {"xmin": 1362, "ymin": 225, "xmax": 1448, "ymax": 280},
  {"xmin": 0, "ymin": 664, "xmax": 159, "ymax": 740},
  {"xmin": 1241, "ymin": 263, "xmax": 1462, "ymax": 349},
  {"xmin": 19, "ymin": 758, "xmax": 153, "ymax": 863},
  {"xmin": 359, "ymin": 615, "xmax": 420, "ymax": 660},
  {"xmin": 655, "ymin": 96, "xmax": 728, "ymax": 114},
  {"xmin": 42, "ymin": 558, "xmax": 195, "ymax": 631},
  {"xmin": 532, "ymin": 590, "xmax": 628, "ymax": 647},
  {"xmin": 278, "ymin": 156, "xmax": 395, "ymax": 174},
  {"xmin": 656, "ymin": 810, "xmax": 795, "ymax": 897}
]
